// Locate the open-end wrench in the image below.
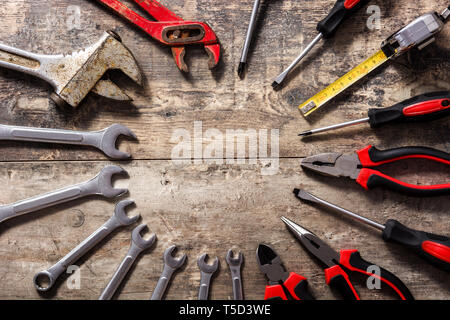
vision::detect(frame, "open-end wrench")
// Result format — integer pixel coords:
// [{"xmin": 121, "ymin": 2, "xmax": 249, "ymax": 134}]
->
[
  {"xmin": 150, "ymin": 245, "xmax": 187, "ymax": 300},
  {"xmin": 0, "ymin": 123, "xmax": 137, "ymax": 159},
  {"xmin": 33, "ymin": 200, "xmax": 139, "ymax": 292},
  {"xmin": 0, "ymin": 31, "xmax": 142, "ymax": 107},
  {"xmin": 226, "ymin": 249, "xmax": 244, "ymax": 300},
  {"xmin": 197, "ymin": 253, "xmax": 219, "ymax": 300},
  {"xmin": 99, "ymin": 224, "xmax": 156, "ymax": 300},
  {"xmin": 0, "ymin": 165, "xmax": 128, "ymax": 224}
]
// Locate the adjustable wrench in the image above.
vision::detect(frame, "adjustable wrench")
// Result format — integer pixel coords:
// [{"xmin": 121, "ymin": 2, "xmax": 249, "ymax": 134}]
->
[
  {"xmin": 197, "ymin": 253, "xmax": 219, "ymax": 300},
  {"xmin": 150, "ymin": 245, "xmax": 187, "ymax": 300},
  {"xmin": 34, "ymin": 200, "xmax": 139, "ymax": 291},
  {"xmin": 0, "ymin": 31, "xmax": 142, "ymax": 107},
  {"xmin": 0, "ymin": 123, "xmax": 136, "ymax": 159},
  {"xmin": 99, "ymin": 224, "xmax": 156, "ymax": 300},
  {"xmin": 226, "ymin": 249, "xmax": 244, "ymax": 300},
  {"xmin": 0, "ymin": 165, "xmax": 128, "ymax": 224}
]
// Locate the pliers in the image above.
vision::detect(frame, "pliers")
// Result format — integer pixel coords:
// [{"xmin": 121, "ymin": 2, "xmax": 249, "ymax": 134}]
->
[
  {"xmin": 94, "ymin": 0, "xmax": 221, "ymax": 72},
  {"xmin": 281, "ymin": 217, "xmax": 414, "ymax": 300},
  {"xmin": 256, "ymin": 243, "xmax": 315, "ymax": 300},
  {"xmin": 301, "ymin": 145, "xmax": 450, "ymax": 197}
]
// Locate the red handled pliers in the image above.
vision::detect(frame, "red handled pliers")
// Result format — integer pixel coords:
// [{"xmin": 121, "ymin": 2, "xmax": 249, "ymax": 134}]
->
[
  {"xmin": 94, "ymin": 0, "xmax": 221, "ymax": 71},
  {"xmin": 301, "ymin": 145, "xmax": 450, "ymax": 197},
  {"xmin": 281, "ymin": 217, "xmax": 414, "ymax": 300},
  {"xmin": 256, "ymin": 243, "xmax": 315, "ymax": 300}
]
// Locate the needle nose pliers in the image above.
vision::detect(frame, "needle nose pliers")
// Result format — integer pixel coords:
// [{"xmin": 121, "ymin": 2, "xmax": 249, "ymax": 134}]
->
[
  {"xmin": 281, "ymin": 217, "xmax": 414, "ymax": 300},
  {"xmin": 256, "ymin": 243, "xmax": 315, "ymax": 300},
  {"xmin": 301, "ymin": 145, "xmax": 450, "ymax": 196}
]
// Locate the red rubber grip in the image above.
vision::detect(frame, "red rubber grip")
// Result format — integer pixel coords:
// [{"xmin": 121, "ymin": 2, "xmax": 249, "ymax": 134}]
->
[
  {"xmin": 357, "ymin": 145, "xmax": 450, "ymax": 167},
  {"xmin": 344, "ymin": 0, "xmax": 362, "ymax": 9},
  {"xmin": 324, "ymin": 265, "xmax": 360, "ymax": 300},
  {"xmin": 403, "ymin": 98, "xmax": 450, "ymax": 116},
  {"xmin": 356, "ymin": 168, "xmax": 450, "ymax": 191},
  {"xmin": 283, "ymin": 272, "xmax": 307, "ymax": 300},
  {"xmin": 264, "ymin": 284, "xmax": 287, "ymax": 300},
  {"xmin": 422, "ymin": 241, "xmax": 450, "ymax": 263}
]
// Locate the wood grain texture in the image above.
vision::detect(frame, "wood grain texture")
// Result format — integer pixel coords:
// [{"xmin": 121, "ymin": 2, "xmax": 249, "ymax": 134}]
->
[{"xmin": 0, "ymin": 0, "xmax": 448, "ymax": 300}]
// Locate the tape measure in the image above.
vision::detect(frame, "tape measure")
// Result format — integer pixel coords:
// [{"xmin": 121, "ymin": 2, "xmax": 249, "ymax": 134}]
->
[{"xmin": 299, "ymin": 49, "xmax": 389, "ymax": 117}]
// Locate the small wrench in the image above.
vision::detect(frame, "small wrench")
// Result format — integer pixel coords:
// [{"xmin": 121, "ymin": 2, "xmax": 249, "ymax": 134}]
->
[
  {"xmin": 34, "ymin": 200, "xmax": 139, "ymax": 291},
  {"xmin": 150, "ymin": 245, "xmax": 187, "ymax": 300},
  {"xmin": 0, "ymin": 165, "xmax": 128, "ymax": 224},
  {"xmin": 225, "ymin": 249, "xmax": 244, "ymax": 300},
  {"xmin": 99, "ymin": 224, "xmax": 156, "ymax": 300},
  {"xmin": 0, "ymin": 123, "xmax": 137, "ymax": 159},
  {"xmin": 197, "ymin": 253, "xmax": 219, "ymax": 300}
]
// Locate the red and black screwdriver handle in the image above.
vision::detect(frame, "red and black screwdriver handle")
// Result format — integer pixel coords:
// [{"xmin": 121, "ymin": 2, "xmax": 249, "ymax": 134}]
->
[
  {"xmin": 317, "ymin": 0, "xmax": 370, "ymax": 38},
  {"xmin": 368, "ymin": 91, "xmax": 450, "ymax": 128},
  {"xmin": 355, "ymin": 145, "xmax": 450, "ymax": 197},
  {"xmin": 324, "ymin": 250, "xmax": 415, "ymax": 300},
  {"xmin": 264, "ymin": 272, "xmax": 315, "ymax": 300},
  {"xmin": 382, "ymin": 220, "xmax": 450, "ymax": 272}
]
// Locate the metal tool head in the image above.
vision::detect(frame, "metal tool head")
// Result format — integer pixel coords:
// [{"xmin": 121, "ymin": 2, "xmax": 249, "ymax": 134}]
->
[
  {"xmin": 281, "ymin": 217, "xmax": 340, "ymax": 269},
  {"xmin": 163, "ymin": 245, "xmax": 187, "ymax": 269},
  {"xmin": 95, "ymin": 165, "xmax": 129, "ymax": 198},
  {"xmin": 256, "ymin": 244, "xmax": 289, "ymax": 284},
  {"xmin": 301, "ymin": 152, "xmax": 361, "ymax": 179},
  {"xmin": 131, "ymin": 224, "xmax": 156, "ymax": 250},
  {"xmin": 99, "ymin": 124, "xmax": 137, "ymax": 159},
  {"xmin": 113, "ymin": 199, "xmax": 140, "ymax": 226},
  {"xmin": 197, "ymin": 253, "xmax": 219, "ymax": 274},
  {"xmin": 53, "ymin": 31, "xmax": 143, "ymax": 107},
  {"xmin": 225, "ymin": 249, "xmax": 243, "ymax": 267}
]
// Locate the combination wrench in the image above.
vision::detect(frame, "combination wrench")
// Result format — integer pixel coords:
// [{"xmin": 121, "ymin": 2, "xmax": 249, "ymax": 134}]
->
[
  {"xmin": 33, "ymin": 200, "xmax": 139, "ymax": 291},
  {"xmin": 0, "ymin": 165, "xmax": 128, "ymax": 224},
  {"xmin": 226, "ymin": 249, "xmax": 244, "ymax": 300},
  {"xmin": 0, "ymin": 123, "xmax": 137, "ymax": 159},
  {"xmin": 99, "ymin": 224, "xmax": 156, "ymax": 300},
  {"xmin": 150, "ymin": 245, "xmax": 187, "ymax": 300},
  {"xmin": 197, "ymin": 253, "xmax": 219, "ymax": 300}
]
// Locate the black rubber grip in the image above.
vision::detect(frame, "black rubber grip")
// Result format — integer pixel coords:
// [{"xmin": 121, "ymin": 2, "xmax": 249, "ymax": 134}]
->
[
  {"xmin": 328, "ymin": 273, "xmax": 359, "ymax": 300},
  {"xmin": 293, "ymin": 280, "xmax": 315, "ymax": 300},
  {"xmin": 317, "ymin": 0, "xmax": 370, "ymax": 38},
  {"xmin": 382, "ymin": 220, "xmax": 450, "ymax": 272},
  {"xmin": 344, "ymin": 251, "xmax": 415, "ymax": 300},
  {"xmin": 367, "ymin": 146, "xmax": 450, "ymax": 163},
  {"xmin": 368, "ymin": 91, "xmax": 450, "ymax": 128}
]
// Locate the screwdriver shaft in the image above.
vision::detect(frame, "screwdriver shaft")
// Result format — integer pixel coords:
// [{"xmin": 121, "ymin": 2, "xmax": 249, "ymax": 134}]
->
[
  {"xmin": 299, "ymin": 117, "xmax": 370, "ymax": 136},
  {"xmin": 238, "ymin": 0, "xmax": 261, "ymax": 77},
  {"xmin": 295, "ymin": 189, "xmax": 385, "ymax": 231},
  {"xmin": 272, "ymin": 33, "xmax": 323, "ymax": 87}
]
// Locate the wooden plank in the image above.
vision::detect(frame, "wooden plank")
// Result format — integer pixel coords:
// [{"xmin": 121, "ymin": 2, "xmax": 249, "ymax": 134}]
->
[
  {"xmin": 0, "ymin": 0, "xmax": 447, "ymax": 161},
  {"xmin": 0, "ymin": 160, "xmax": 448, "ymax": 299}
]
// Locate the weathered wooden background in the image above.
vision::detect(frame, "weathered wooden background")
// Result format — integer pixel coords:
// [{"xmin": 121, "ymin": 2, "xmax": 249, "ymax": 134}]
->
[{"xmin": 0, "ymin": 0, "xmax": 448, "ymax": 300}]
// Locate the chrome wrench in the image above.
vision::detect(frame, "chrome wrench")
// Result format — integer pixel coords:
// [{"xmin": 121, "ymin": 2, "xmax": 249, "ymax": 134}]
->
[
  {"xmin": 226, "ymin": 249, "xmax": 244, "ymax": 300},
  {"xmin": 197, "ymin": 253, "xmax": 219, "ymax": 300},
  {"xmin": 34, "ymin": 200, "xmax": 139, "ymax": 291},
  {"xmin": 0, "ymin": 123, "xmax": 137, "ymax": 159},
  {"xmin": 99, "ymin": 224, "xmax": 156, "ymax": 300},
  {"xmin": 150, "ymin": 245, "xmax": 187, "ymax": 300},
  {"xmin": 0, "ymin": 165, "xmax": 128, "ymax": 224}
]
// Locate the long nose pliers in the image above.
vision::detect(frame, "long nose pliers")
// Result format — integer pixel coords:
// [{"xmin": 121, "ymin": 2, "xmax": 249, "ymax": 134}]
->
[
  {"xmin": 301, "ymin": 145, "xmax": 450, "ymax": 196},
  {"xmin": 281, "ymin": 217, "xmax": 414, "ymax": 300}
]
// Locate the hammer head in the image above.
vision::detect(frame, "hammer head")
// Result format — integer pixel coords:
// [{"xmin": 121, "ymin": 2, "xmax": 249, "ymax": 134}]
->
[{"xmin": 53, "ymin": 31, "xmax": 143, "ymax": 107}]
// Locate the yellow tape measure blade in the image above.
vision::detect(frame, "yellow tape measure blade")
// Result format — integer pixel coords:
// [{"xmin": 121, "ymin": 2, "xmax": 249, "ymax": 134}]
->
[{"xmin": 299, "ymin": 49, "xmax": 389, "ymax": 117}]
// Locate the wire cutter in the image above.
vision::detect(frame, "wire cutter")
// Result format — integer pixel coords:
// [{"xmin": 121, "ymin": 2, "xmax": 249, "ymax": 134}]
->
[
  {"xmin": 256, "ymin": 243, "xmax": 315, "ymax": 300},
  {"xmin": 301, "ymin": 145, "xmax": 450, "ymax": 197},
  {"xmin": 94, "ymin": 0, "xmax": 221, "ymax": 72},
  {"xmin": 281, "ymin": 217, "xmax": 414, "ymax": 300}
]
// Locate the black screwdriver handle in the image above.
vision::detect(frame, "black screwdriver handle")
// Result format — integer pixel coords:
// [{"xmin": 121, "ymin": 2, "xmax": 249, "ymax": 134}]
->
[
  {"xmin": 368, "ymin": 91, "xmax": 450, "ymax": 128},
  {"xmin": 317, "ymin": 0, "xmax": 370, "ymax": 38},
  {"xmin": 382, "ymin": 220, "xmax": 450, "ymax": 272}
]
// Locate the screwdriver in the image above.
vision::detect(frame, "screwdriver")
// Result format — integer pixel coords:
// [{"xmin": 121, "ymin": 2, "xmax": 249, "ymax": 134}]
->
[
  {"xmin": 293, "ymin": 188, "xmax": 450, "ymax": 272},
  {"xmin": 272, "ymin": 0, "xmax": 370, "ymax": 88},
  {"xmin": 299, "ymin": 91, "xmax": 450, "ymax": 136},
  {"xmin": 238, "ymin": 0, "xmax": 261, "ymax": 78}
]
